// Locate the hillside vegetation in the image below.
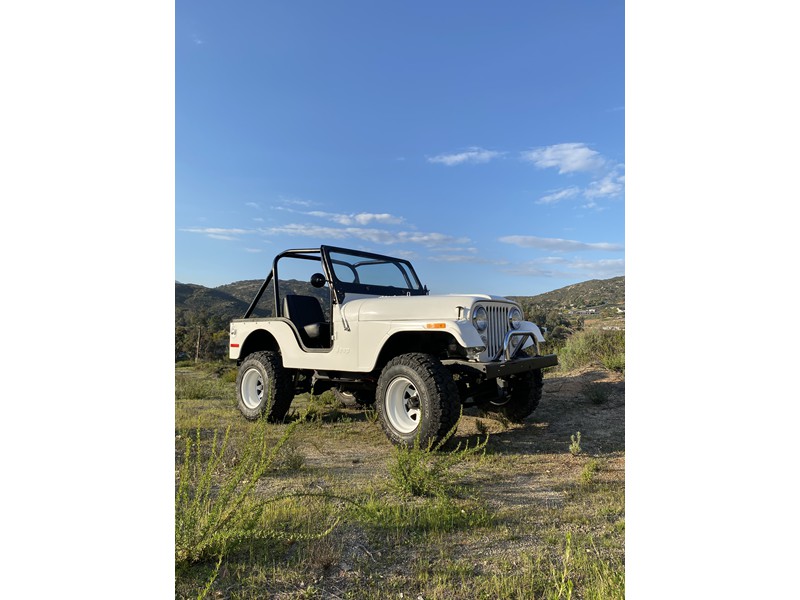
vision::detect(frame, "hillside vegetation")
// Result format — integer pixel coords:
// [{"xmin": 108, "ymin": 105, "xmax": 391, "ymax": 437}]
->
[{"xmin": 510, "ymin": 276, "xmax": 624, "ymax": 312}]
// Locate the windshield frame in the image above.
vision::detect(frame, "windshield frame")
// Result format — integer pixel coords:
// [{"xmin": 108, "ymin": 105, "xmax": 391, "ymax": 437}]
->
[{"xmin": 321, "ymin": 245, "xmax": 427, "ymax": 300}]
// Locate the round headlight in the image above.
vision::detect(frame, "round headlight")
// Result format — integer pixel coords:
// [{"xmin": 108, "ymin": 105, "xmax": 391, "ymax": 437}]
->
[
  {"xmin": 509, "ymin": 307, "xmax": 523, "ymax": 329},
  {"xmin": 472, "ymin": 306, "xmax": 488, "ymax": 332}
]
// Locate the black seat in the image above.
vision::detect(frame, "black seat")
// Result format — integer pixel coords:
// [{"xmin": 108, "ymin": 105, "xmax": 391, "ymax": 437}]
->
[{"xmin": 283, "ymin": 294, "xmax": 330, "ymax": 348}]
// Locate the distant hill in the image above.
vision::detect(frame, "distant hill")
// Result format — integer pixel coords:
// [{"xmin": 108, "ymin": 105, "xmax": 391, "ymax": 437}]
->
[
  {"xmin": 176, "ymin": 278, "xmax": 329, "ymax": 325},
  {"xmin": 509, "ymin": 276, "xmax": 625, "ymax": 311},
  {"xmin": 176, "ymin": 275, "xmax": 624, "ymax": 325},
  {"xmin": 175, "ymin": 282, "xmax": 253, "ymax": 318}
]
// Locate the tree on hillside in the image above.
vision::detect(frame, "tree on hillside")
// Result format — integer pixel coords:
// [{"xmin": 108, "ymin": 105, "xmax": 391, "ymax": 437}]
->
[{"xmin": 175, "ymin": 310, "xmax": 229, "ymax": 360}]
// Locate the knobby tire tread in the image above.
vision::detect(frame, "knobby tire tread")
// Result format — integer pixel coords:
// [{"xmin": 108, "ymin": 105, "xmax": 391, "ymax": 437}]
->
[
  {"xmin": 238, "ymin": 351, "xmax": 294, "ymax": 423},
  {"xmin": 376, "ymin": 352, "xmax": 460, "ymax": 447}
]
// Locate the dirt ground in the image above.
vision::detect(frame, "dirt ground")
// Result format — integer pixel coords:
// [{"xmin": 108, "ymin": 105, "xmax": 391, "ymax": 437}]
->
[
  {"xmin": 284, "ymin": 366, "xmax": 625, "ymax": 483},
  {"xmin": 177, "ymin": 365, "xmax": 625, "ymax": 598}
]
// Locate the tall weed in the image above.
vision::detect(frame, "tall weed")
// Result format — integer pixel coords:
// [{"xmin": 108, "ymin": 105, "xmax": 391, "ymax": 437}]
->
[
  {"xmin": 549, "ymin": 533, "xmax": 625, "ymax": 600},
  {"xmin": 175, "ymin": 419, "xmax": 297, "ymax": 566},
  {"xmin": 175, "ymin": 375, "xmax": 216, "ymax": 400},
  {"xmin": 389, "ymin": 418, "xmax": 488, "ymax": 498}
]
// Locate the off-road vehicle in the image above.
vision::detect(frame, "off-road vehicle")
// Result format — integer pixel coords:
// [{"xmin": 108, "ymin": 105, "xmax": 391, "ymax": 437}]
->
[{"xmin": 229, "ymin": 245, "xmax": 557, "ymax": 447}]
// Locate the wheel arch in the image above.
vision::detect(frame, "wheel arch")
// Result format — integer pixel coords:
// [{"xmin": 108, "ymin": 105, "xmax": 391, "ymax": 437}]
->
[
  {"xmin": 238, "ymin": 329, "xmax": 280, "ymax": 363},
  {"xmin": 373, "ymin": 331, "xmax": 459, "ymax": 374}
]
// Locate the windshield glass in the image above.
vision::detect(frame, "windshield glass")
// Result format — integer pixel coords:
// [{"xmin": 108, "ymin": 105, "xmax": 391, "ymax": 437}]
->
[{"xmin": 325, "ymin": 247, "xmax": 425, "ymax": 296}]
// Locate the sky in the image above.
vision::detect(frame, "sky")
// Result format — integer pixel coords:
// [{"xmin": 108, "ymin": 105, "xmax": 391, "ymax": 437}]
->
[{"xmin": 176, "ymin": 1, "xmax": 624, "ymax": 295}]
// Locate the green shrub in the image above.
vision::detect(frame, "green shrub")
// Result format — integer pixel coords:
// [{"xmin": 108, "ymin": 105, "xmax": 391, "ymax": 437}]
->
[
  {"xmin": 569, "ymin": 432, "xmax": 582, "ymax": 456},
  {"xmin": 558, "ymin": 329, "xmax": 625, "ymax": 373},
  {"xmin": 389, "ymin": 420, "xmax": 488, "ymax": 498},
  {"xmin": 315, "ymin": 390, "xmax": 339, "ymax": 406},
  {"xmin": 175, "ymin": 419, "xmax": 297, "ymax": 566},
  {"xmin": 601, "ymin": 352, "xmax": 625, "ymax": 373},
  {"xmin": 356, "ymin": 493, "xmax": 492, "ymax": 533},
  {"xmin": 543, "ymin": 532, "xmax": 624, "ymax": 600},
  {"xmin": 175, "ymin": 375, "xmax": 220, "ymax": 400},
  {"xmin": 581, "ymin": 382, "xmax": 613, "ymax": 405},
  {"xmin": 364, "ymin": 407, "xmax": 379, "ymax": 424},
  {"xmin": 277, "ymin": 443, "xmax": 306, "ymax": 471},
  {"xmin": 580, "ymin": 459, "xmax": 600, "ymax": 485}
]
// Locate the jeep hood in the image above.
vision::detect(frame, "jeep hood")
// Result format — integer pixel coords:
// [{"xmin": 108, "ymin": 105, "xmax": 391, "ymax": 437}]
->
[{"xmin": 343, "ymin": 294, "xmax": 516, "ymax": 322}]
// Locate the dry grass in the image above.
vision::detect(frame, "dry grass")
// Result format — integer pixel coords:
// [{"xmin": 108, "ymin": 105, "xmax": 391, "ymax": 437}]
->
[{"xmin": 175, "ymin": 364, "xmax": 625, "ymax": 599}]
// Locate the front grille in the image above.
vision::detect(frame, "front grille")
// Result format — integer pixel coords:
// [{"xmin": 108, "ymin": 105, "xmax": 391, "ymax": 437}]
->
[{"xmin": 482, "ymin": 303, "xmax": 511, "ymax": 360}]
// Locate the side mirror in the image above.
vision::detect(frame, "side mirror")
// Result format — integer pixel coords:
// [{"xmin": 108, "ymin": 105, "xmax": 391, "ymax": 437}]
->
[{"xmin": 310, "ymin": 273, "xmax": 327, "ymax": 288}]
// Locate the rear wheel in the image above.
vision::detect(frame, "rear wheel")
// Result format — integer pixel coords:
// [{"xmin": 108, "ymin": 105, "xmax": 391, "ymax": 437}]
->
[
  {"xmin": 376, "ymin": 353, "xmax": 460, "ymax": 447},
  {"xmin": 236, "ymin": 351, "xmax": 294, "ymax": 422}
]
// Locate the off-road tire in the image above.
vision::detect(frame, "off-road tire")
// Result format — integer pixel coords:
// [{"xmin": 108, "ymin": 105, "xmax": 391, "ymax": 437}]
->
[
  {"xmin": 485, "ymin": 369, "xmax": 543, "ymax": 423},
  {"xmin": 236, "ymin": 351, "xmax": 295, "ymax": 422},
  {"xmin": 375, "ymin": 353, "xmax": 460, "ymax": 448}
]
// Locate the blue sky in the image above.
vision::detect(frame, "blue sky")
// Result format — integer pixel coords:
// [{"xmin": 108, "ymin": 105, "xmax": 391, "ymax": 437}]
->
[{"xmin": 176, "ymin": 1, "xmax": 624, "ymax": 295}]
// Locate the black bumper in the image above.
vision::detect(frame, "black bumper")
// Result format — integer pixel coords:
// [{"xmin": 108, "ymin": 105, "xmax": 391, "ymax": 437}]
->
[{"xmin": 443, "ymin": 354, "xmax": 558, "ymax": 378}]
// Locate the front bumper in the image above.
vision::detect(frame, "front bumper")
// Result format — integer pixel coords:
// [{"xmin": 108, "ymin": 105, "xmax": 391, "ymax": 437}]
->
[{"xmin": 443, "ymin": 353, "xmax": 558, "ymax": 378}]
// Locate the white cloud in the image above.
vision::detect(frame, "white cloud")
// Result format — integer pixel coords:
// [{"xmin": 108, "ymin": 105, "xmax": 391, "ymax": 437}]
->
[
  {"xmin": 504, "ymin": 256, "xmax": 623, "ymax": 279},
  {"xmin": 567, "ymin": 258, "xmax": 625, "ymax": 273},
  {"xmin": 536, "ymin": 256, "xmax": 569, "ymax": 265},
  {"xmin": 428, "ymin": 147, "xmax": 501, "ymax": 166},
  {"xmin": 499, "ymin": 235, "xmax": 623, "ymax": 252},
  {"xmin": 392, "ymin": 249, "xmax": 420, "ymax": 260},
  {"xmin": 278, "ymin": 197, "xmax": 318, "ymax": 208},
  {"xmin": 266, "ymin": 224, "xmax": 352, "ymax": 240},
  {"xmin": 244, "ymin": 248, "xmax": 262, "ymax": 253},
  {"xmin": 355, "ymin": 213, "xmax": 404, "ymax": 225},
  {"xmin": 307, "ymin": 211, "xmax": 405, "ymax": 226},
  {"xmin": 584, "ymin": 170, "xmax": 625, "ymax": 199},
  {"xmin": 266, "ymin": 223, "xmax": 469, "ymax": 247},
  {"xmin": 536, "ymin": 187, "xmax": 581, "ymax": 205},
  {"xmin": 502, "ymin": 256, "xmax": 565, "ymax": 278},
  {"xmin": 429, "ymin": 254, "xmax": 508, "ymax": 265},
  {"xmin": 438, "ymin": 246, "xmax": 479, "ymax": 254},
  {"xmin": 563, "ymin": 258, "xmax": 625, "ymax": 280},
  {"xmin": 521, "ymin": 143, "xmax": 606, "ymax": 174},
  {"xmin": 503, "ymin": 264, "xmax": 557, "ymax": 277},
  {"xmin": 400, "ymin": 231, "xmax": 469, "ymax": 246},
  {"xmin": 245, "ymin": 202, "xmax": 260, "ymax": 209},
  {"xmin": 181, "ymin": 227, "xmax": 253, "ymax": 241}
]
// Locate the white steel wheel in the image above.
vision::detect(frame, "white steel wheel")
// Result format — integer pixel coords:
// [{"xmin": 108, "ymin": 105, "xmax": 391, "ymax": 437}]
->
[
  {"xmin": 375, "ymin": 353, "xmax": 460, "ymax": 448},
  {"xmin": 384, "ymin": 376, "xmax": 422, "ymax": 434},
  {"xmin": 240, "ymin": 367, "xmax": 266, "ymax": 410},
  {"xmin": 235, "ymin": 351, "xmax": 294, "ymax": 422}
]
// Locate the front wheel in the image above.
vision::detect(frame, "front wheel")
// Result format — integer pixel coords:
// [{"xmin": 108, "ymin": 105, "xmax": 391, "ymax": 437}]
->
[
  {"xmin": 236, "ymin": 351, "xmax": 294, "ymax": 422},
  {"xmin": 376, "ymin": 353, "xmax": 460, "ymax": 448}
]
